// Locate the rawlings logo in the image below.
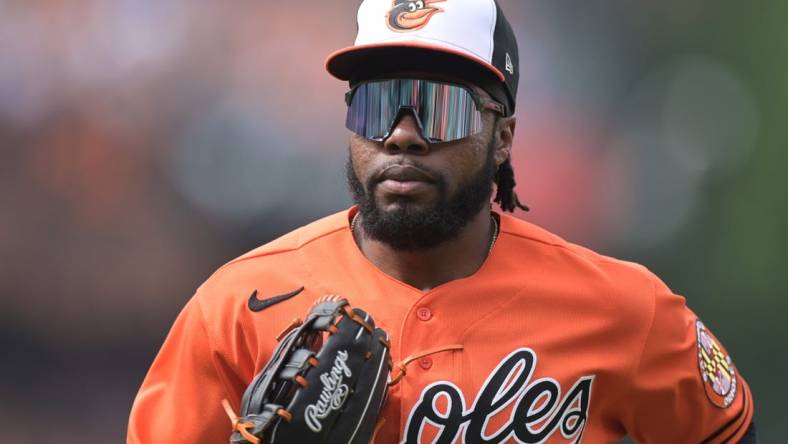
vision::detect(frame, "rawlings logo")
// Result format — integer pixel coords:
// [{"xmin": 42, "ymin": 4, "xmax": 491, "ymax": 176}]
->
[
  {"xmin": 304, "ymin": 350, "xmax": 352, "ymax": 432},
  {"xmin": 403, "ymin": 348, "xmax": 594, "ymax": 443},
  {"xmin": 387, "ymin": 0, "xmax": 446, "ymax": 32}
]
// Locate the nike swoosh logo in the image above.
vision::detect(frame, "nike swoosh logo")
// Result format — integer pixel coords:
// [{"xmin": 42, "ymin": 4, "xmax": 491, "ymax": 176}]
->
[{"xmin": 247, "ymin": 286, "xmax": 305, "ymax": 312}]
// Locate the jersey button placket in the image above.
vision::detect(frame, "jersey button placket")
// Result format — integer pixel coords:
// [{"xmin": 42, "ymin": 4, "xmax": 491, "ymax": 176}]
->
[{"xmin": 415, "ymin": 308, "xmax": 433, "ymax": 371}]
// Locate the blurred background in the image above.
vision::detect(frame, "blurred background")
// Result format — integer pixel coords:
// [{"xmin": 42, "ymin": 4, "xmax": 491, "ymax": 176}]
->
[{"xmin": 1, "ymin": 0, "xmax": 785, "ymax": 442}]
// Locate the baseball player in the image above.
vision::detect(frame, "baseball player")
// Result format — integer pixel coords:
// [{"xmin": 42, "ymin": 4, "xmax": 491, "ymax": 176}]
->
[{"xmin": 128, "ymin": 1, "xmax": 757, "ymax": 443}]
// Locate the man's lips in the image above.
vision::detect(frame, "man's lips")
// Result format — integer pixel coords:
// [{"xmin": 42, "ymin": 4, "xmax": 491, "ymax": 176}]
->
[
  {"xmin": 377, "ymin": 164, "xmax": 436, "ymax": 183},
  {"xmin": 376, "ymin": 165, "xmax": 436, "ymax": 195}
]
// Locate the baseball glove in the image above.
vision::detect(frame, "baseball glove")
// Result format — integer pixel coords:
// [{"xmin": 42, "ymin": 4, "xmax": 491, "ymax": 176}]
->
[{"xmin": 223, "ymin": 296, "xmax": 391, "ymax": 444}]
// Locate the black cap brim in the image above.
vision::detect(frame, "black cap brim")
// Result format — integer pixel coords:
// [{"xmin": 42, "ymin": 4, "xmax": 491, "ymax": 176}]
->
[{"xmin": 326, "ymin": 42, "xmax": 505, "ymax": 83}]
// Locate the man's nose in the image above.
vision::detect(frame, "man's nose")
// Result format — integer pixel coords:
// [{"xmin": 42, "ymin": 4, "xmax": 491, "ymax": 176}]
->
[{"xmin": 383, "ymin": 112, "xmax": 430, "ymax": 155}]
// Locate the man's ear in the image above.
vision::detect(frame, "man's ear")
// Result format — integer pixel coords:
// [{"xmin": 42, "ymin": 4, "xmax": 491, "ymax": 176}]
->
[{"xmin": 494, "ymin": 116, "xmax": 516, "ymax": 167}]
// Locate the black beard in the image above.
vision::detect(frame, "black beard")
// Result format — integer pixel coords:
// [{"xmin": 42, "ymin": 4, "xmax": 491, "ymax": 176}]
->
[{"xmin": 346, "ymin": 140, "xmax": 497, "ymax": 251}]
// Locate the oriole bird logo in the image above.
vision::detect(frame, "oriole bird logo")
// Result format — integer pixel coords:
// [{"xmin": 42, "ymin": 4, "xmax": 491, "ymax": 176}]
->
[{"xmin": 387, "ymin": 0, "xmax": 446, "ymax": 32}]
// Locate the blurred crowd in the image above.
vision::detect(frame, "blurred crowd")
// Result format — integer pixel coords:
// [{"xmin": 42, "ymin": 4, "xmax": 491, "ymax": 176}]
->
[{"xmin": 1, "ymin": 1, "xmax": 785, "ymax": 442}]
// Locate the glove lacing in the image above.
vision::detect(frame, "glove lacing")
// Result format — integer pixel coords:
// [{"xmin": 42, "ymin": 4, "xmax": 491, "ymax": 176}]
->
[
  {"xmin": 221, "ymin": 399, "xmax": 268, "ymax": 444},
  {"xmin": 388, "ymin": 344, "xmax": 464, "ymax": 386}
]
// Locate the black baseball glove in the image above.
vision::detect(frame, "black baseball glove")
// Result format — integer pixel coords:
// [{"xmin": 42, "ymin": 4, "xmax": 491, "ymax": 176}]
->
[{"xmin": 223, "ymin": 296, "xmax": 391, "ymax": 444}]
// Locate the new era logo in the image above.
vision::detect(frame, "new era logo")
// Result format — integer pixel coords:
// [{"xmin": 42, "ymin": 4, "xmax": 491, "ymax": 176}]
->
[{"xmin": 505, "ymin": 53, "xmax": 514, "ymax": 75}]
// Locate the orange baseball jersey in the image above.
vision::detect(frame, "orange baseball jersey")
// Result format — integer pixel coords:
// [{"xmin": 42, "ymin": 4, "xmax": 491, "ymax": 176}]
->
[{"xmin": 128, "ymin": 208, "xmax": 753, "ymax": 443}]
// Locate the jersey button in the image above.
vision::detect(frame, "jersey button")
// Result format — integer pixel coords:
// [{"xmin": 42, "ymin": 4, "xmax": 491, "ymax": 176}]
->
[
  {"xmin": 419, "ymin": 357, "xmax": 433, "ymax": 370},
  {"xmin": 416, "ymin": 307, "xmax": 432, "ymax": 321}
]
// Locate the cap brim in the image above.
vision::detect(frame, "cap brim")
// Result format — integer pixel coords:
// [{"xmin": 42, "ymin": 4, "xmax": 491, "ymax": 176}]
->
[{"xmin": 325, "ymin": 42, "xmax": 506, "ymax": 83}]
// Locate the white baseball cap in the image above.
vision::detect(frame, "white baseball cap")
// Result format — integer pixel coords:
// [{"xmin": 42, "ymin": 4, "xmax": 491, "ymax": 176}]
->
[{"xmin": 325, "ymin": 0, "xmax": 520, "ymax": 114}]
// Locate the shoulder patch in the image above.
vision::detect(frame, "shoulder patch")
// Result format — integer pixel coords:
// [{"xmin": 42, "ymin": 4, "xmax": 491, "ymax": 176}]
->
[{"xmin": 696, "ymin": 320, "xmax": 737, "ymax": 408}]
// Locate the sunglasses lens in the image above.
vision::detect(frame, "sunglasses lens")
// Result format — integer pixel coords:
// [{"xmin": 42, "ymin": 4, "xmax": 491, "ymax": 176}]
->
[{"xmin": 346, "ymin": 79, "xmax": 484, "ymax": 143}]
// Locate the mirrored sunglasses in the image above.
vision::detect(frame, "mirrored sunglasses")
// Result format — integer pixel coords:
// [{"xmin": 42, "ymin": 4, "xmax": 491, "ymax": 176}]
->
[{"xmin": 345, "ymin": 79, "xmax": 505, "ymax": 143}]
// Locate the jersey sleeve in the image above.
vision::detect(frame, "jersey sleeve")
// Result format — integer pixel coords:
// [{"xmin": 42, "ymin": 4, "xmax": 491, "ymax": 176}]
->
[
  {"xmin": 127, "ymin": 295, "xmax": 244, "ymax": 444},
  {"xmin": 618, "ymin": 277, "xmax": 754, "ymax": 444}
]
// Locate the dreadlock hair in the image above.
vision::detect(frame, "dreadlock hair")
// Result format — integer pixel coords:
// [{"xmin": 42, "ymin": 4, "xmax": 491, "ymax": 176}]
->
[
  {"xmin": 494, "ymin": 157, "xmax": 529, "ymax": 213},
  {"xmin": 489, "ymin": 113, "xmax": 529, "ymax": 213}
]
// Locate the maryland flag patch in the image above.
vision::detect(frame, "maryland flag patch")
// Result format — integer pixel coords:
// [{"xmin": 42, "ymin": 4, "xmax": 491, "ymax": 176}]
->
[{"xmin": 696, "ymin": 320, "xmax": 737, "ymax": 408}]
